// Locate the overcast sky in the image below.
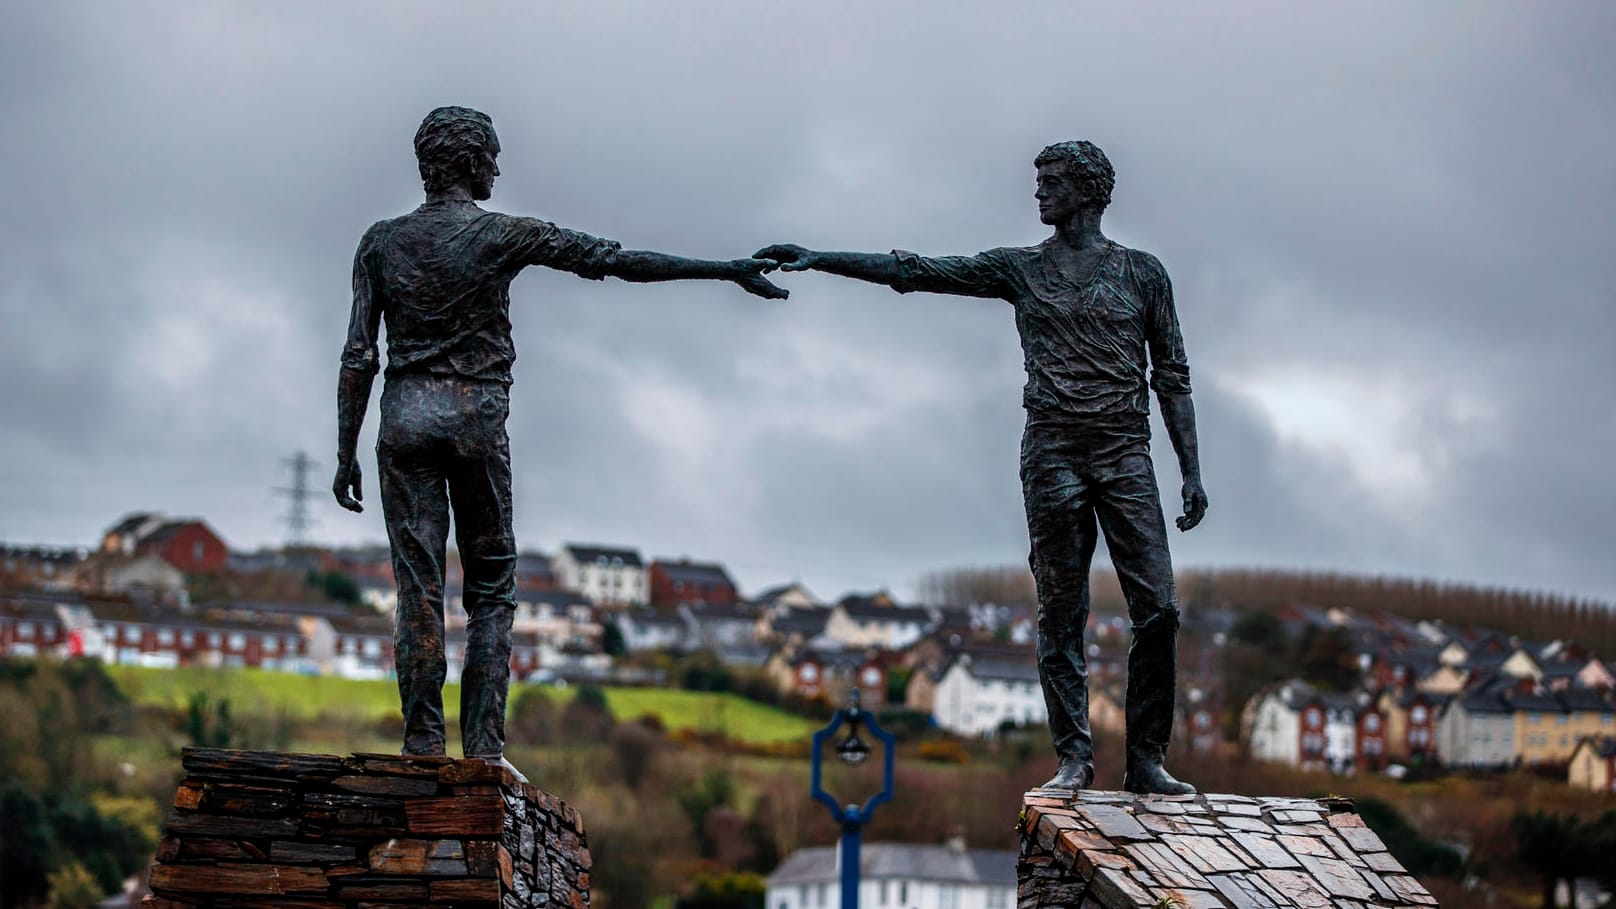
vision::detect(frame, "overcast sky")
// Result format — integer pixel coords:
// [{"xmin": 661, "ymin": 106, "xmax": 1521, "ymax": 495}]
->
[{"xmin": 1, "ymin": 2, "xmax": 1612, "ymax": 603}]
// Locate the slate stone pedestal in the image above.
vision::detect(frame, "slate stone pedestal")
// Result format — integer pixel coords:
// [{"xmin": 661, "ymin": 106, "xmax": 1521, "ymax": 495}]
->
[
  {"xmin": 143, "ymin": 748, "xmax": 589, "ymax": 909},
  {"xmin": 1017, "ymin": 789, "xmax": 1438, "ymax": 908}
]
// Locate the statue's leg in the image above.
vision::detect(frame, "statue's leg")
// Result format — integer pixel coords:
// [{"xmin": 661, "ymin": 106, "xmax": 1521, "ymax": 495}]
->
[
  {"xmin": 1022, "ymin": 426, "xmax": 1098, "ymax": 787},
  {"xmin": 377, "ymin": 388, "xmax": 453, "ymax": 757},
  {"xmin": 448, "ymin": 383, "xmax": 517, "ymax": 759},
  {"xmin": 1092, "ymin": 449, "xmax": 1191, "ymax": 794}
]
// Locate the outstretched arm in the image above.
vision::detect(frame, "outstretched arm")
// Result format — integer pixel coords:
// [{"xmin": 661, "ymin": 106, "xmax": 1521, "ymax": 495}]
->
[
  {"xmin": 604, "ymin": 250, "xmax": 788, "ymax": 300},
  {"xmin": 755, "ymin": 244, "xmax": 1010, "ymax": 299}
]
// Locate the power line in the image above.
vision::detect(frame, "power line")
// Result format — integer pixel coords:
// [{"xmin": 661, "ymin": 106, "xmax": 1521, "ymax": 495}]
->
[{"xmin": 274, "ymin": 451, "xmax": 318, "ymax": 547}]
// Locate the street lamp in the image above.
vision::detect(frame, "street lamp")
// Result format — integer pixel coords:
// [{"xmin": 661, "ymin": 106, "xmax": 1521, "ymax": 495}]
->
[{"xmin": 810, "ymin": 688, "xmax": 895, "ymax": 909}]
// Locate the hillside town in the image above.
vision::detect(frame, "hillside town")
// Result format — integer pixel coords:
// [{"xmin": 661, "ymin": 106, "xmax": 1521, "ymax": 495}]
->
[{"xmin": 4, "ymin": 510, "xmax": 1614, "ymax": 796}]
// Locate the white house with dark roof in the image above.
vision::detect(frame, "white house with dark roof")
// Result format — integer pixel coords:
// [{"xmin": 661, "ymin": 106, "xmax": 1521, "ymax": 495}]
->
[
  {"xmin": 615, "ymin": 609, "xmax": 688, "ymax": 652},
  {"xmin": 554, "ymin": 543, "xmax": 646, "ymax": 606},
  {"xmin": 766, "ymin": 841, "xmax": 1015, "ymax": 909},
  {"xmin": 824, "ymin": 597, "xmax": 933, "ymax": 650},
  {"xmin": 1436, "ymin": 674, "xmax": 1519, "ymax": 768},
  {"xmin": 932, "ymin": 653, "xmax": 1044, "ymax": 737}
]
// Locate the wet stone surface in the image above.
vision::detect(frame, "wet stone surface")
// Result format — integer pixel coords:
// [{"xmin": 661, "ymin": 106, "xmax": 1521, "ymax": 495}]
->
[{"xmin": 1017, "ymin": 788, "xmax": 1437, "ymax": 908}]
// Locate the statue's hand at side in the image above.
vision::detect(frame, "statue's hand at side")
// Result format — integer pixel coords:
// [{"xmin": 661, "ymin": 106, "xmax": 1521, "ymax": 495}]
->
[
  {"xmin": 754, "ymin": 244, "xmax": 821, "ymax": 272},
  {"xmin": 730, "ymin": 258, "xmax": 790, "ymax": 300},
  {"xmin": 333, "ymin": 457, "xmax": 364, "ymax": 513},
  {"xmin": 1176, "ymin": 478, "xmax": 1208, "ymax": 531}
]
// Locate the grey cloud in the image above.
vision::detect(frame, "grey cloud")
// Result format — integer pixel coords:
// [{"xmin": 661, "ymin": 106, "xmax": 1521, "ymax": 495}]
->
[{"xmin": 1, "ymin": 1, "xmax": 1612, "ymax": 601}]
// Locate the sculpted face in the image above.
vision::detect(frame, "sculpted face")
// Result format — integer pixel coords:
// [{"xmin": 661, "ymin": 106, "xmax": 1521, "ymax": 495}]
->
[
  {"xmin": 1035, "ymin": 162, "xmax": 1084, "ymax": 225},
  {"xmin": 470, "ymin": 131, "xmax": 501, "ymax": 201}
]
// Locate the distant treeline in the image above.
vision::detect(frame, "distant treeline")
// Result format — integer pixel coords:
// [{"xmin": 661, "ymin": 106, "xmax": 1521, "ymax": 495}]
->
[{"xmin": 920, "ymin": 564, "xmax": 1616, "ymax": 653}]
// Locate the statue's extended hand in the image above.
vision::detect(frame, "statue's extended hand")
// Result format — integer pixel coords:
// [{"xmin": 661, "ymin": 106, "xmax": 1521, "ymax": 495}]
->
[
  {"xmin": 753, "ymin": 244, "xmax": 820, "ymax": 272},
  {"xmin": 731, "ymin": 258, "xmax": 789, "ymax": 300},
  {"xmin": 333, "ymin": 458, "xmax": 364, "ymax": 513},
  {"xmin": 1176, "ymin": 478, "xmax": 1208, "ymax": 531}
]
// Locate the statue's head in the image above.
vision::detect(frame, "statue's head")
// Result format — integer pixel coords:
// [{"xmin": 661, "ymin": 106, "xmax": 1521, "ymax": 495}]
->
[
  {"xmin": 1033, "ymin": 140, "xmax": 1114, "ymax": 224},
  {"xmin": 414, "ymin": 106, "xmax": 500, "ymax": 200}
]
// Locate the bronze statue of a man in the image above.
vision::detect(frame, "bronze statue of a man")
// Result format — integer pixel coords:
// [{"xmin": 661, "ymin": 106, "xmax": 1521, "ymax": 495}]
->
[
  {"xmin": 335, "ymin": 107, "xmax": 785, "ymax": 759},
  {"xmin": 759, "ymin": 140, "xmax": 1207, "ymax": 794}
]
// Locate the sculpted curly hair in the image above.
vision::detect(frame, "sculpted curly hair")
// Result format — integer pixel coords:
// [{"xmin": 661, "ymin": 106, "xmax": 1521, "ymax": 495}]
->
[
  {"xmin": 1034, "ymin": 140, "xmax": 1115, "ymax": 212},
  {"xmin": 413, "ymin": 106, "xmax": 496, "ymax": 195}
]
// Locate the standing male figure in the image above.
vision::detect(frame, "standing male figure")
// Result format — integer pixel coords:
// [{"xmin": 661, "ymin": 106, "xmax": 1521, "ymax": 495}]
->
[
  {"xmin": 335, "ymin": 106, "xmax": 786, "ymax": 759},
  {"xmin": 758, "ymin": 140, "xmax": 1207, "ymax": 794}
]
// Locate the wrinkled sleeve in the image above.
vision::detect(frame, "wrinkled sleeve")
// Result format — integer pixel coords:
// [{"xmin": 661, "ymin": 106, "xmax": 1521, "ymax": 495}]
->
[
  {"xmin": 891, "ymin": 248, "xmax": 1013, "ymax": 299},
  {"xmin": 505, "ymin": 215, "xmax": 622, "ymax": 280},
  {"xmin": 339, "ymin": 224, "xmax": 384, "ymax": 375},
  {"xmin": 1135, "ymin": 250, "xmax": 1192, "ymax": 396}
]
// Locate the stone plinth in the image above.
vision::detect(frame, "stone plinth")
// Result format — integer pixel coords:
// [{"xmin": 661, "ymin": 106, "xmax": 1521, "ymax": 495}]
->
[
  {"xmin": 1018, "ymin": 789, "xmax": 1437, "ymax": 908},
  {"xmin": 143, "ymin": 748, "xmax": 589, "ymax": 909}
]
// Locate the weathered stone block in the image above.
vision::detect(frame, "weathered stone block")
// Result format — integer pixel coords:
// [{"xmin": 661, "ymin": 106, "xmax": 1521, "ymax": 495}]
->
[
  {"xmin": 146, "ymin": 747, "xmax": 589, "ymax": 909},
  {"xmin": 1016, "ymin": 790, "xmax": 1439, "ymax": 908}
]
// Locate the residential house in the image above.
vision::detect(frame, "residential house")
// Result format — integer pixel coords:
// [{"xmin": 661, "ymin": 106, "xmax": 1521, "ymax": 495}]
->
[
  {"xmin": 824, "ymin": 595, "xmax": 932, "ymax": 650},
  {"xmin": 0, "ymin": 594, "xmax": 69, "ymax": 657},
  {"xmin": 1435, "ymin": 675, "xmax": 1519, "ymax": 769},
  {"xmin": 932, "ymin": 653, "xmax": 1045, "ymax": 737},
  {"xmin": 554, "ymin": 543, "xmax": 646, "ymax": 606},
  {"xmin": 679, "ymin": 601, "xmax": 759, "ymax": 650},
  {"xmin": 75, "ymin": 553, "xmax": 186, "ymax": 599},
  {"xmin": 901, "ymin": 638, "xmax": 1032, "ymax": 715},
  {"xmin": 767, "ymin": 645, "xmax": 889, "ymax": 709},
  {"xmin": 101, "ymin": 513, "xmax": 230, "ymax": 573},
  {"xmin": 1569, "ymin": 738, "xmax": 1616, "ymax": 793},
  {"xmin": 514, "ymin": 551, "xmax": 557, "ymax": 592},
  {"xmin": 0, "ymin": 544, "xmax": 90, "ymax": 591},
  {"xmin": 326, "ymin": 612, "xmax": 395, "ymax": 679},
  {"xmin": 1089, "ymin": 681, "xmax": 1125, "ymax": 733},
  {"xmin": 649, "ymin": 558, "xmax": 738, "ymax": 610},
  {"xmin": 760, "ymin": 606, "xmax": 832, "ymax": 647},
  {"xmin": 616, "ymin": 609, "xmax": 688, "ymax": 652},
  {"xmin": 752, "ymin": 581, "xmax": 819, "ymax": 611},
  {"xmin": 1376, "ymin": 689, "xmax": 1450, "ymax": 762},
  {"xmin": 766, "ymin": 841, "xmax": 1016, "ymax": 909},
  {"xmin": 513, "ymin": 589, "xmax": 600, "ymax": 649},
  {"xmin": 1245, "ymin": 680, "xmax": 1383, "ymax": 774},
  {"xmin": 1178, "ymin": 688, "xmax": 1221, "ymax": 754},
  {"xmin": 1516, "ymin": 686, "xmax": 1616, "ymax": 765}
]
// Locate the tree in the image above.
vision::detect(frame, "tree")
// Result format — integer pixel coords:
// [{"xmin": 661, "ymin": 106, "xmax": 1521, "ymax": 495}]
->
[
  {"xmin": 676, "ymin": 769, "xmax": 736, "ymax": 859},
  {"xmin": 676, "ymin": 871, "xmax": 766, "ymax": 909},
  {"xmin": 0, "ymin": 782, "xmax": 52, "ymax": 909},
  {"xmin": 1511, "ymin": 809, "xmax": 1586, "ymax": 909},
  {"xmin": 601, "ymin": 619, "xmax": 627, "ymax": 658}
]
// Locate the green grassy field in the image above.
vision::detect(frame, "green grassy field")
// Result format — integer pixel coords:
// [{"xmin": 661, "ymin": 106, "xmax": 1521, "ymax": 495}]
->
[{"xmin": 106, "ymin": 666, "xmax": 814, "ymax": 744}]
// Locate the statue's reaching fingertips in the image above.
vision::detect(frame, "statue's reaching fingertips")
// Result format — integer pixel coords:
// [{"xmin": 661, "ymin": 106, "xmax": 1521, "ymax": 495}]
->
[
  {"xmin": 756, "ymin": 140, "xmax": 1207, "ymax": 795},
  {"xmin": 335, "ymin": 108, "xmax": 788, "ymax": 759}
]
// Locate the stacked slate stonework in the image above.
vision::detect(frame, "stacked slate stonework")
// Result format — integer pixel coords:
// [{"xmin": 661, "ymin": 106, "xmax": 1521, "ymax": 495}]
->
[
  {"xmin": 143, "ymin": 748, "xmax": 589, "ymax": 909},
  {"xmin": 1018, "ymin": 789, "xmax": 1438, "ymax": 909}
]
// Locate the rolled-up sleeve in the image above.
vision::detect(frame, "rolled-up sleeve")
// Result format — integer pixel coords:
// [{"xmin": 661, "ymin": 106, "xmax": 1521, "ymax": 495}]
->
[
  {"xmin": 505, "ymin": 215, "xmax": 622, "ymax": 280},
  {"xmin": 1135, "ymin": 251, "xmax": 1192, "ymax": 396},
  {"xmin": 340, "ymin": 224, "xmax": 384, "ymax": 375},
  {"xmin": 892, "ymin": 248, "xmax": 1012, "ymax": 299}
]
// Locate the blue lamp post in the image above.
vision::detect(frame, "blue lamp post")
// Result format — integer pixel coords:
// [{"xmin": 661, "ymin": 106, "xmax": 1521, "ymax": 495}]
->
[{"xmin": 810, "ymin": 688, "xmax": 896, "ymax": 909}]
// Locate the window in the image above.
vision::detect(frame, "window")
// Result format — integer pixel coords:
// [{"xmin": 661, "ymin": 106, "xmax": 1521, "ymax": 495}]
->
[
  {"xmin": 1364, "ymin": 714, "xmax": 1381, "ymax": 732},
  {"xmin": 987, "ymin": 888, "xmax": 1009, "ymax": 909},
  {"xmin": 180, "ymin": 630, "xmax": 194, "ymax": 647},
  {"xmin": 362, "ymin": 639, "xmax": 382, "ymax": 658},
  {"xmin": 800, "ymin": 664, "xmax": 819, "ymax": 683},
  {"xmin": 193, "ymin": 541, "xmax": 205, "ymax": 562},
  {"xmin": 1557, "ymin": 715, "xmax": 1569, "ymax": 726},
  {"xmin": 899, "ymin": 883, "xmax": 908, "ymax": 905},
  {"xmin": 17, "ymin": 622, "xmax": 34, "ymax": 640},
  {"xmin": 227, "ymin": 633, "xmax": 246, "ymax": 650},
  {"xmin": 816, "ymin": 884, "xmax": 827, "ymax": 906},
  {"xmin": 1410, "ymin": 705, "xmax": 1428, "ymax": 724},
  {"xmin": 880, "ymin": 881, "xmax": 889, "ymax": 905},
  {"xmin": 799, "ymin": 887, "xmax": 807, "ymax": 906},
  {"xmin": 208, "ymin": 632, "xmax": 221, "ymax": 648},
  {"xmin": 157, "ymin": 629, "xmax": 175, "ymax": 646},
  {"xmin": 939, "ymin": 885, "xmax": 959, "ymax": 909}
]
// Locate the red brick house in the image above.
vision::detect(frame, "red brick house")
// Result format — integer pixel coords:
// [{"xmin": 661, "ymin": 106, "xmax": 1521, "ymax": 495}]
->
[
  {"xmin": 102, "ymin": 513, "xmax": 230, "ymax": 573},
  {"xmin": 649, "ymin": 558, "xmax": 737, "ymax": 610}
]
